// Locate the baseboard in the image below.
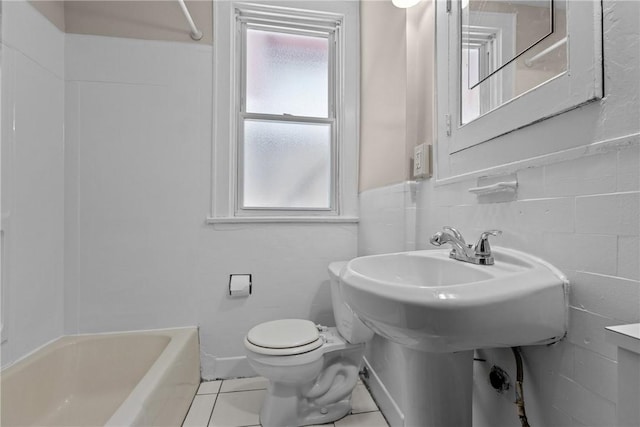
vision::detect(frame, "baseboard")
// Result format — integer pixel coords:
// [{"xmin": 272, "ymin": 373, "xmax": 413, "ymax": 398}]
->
[
  {"xmin": 362, "ymin": 356, "xmax": 405, "ymax": 427},
  {"xmin": 206, "ymin": 355, "xmax": 256, "ymax": 380}
]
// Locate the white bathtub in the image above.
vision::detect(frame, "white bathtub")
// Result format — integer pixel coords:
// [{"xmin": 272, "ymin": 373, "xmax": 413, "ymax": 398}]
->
[{"xmin": 1, "ymin": 328, "xmax": 200, "ymax": 427}]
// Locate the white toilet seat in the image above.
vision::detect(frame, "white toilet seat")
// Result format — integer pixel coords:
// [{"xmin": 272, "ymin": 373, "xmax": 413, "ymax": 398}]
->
[
  {"xmin": 245, "ymin": 319, "xmax": 324, "ymax": 356},
  {"xmin": 244, "ymin": 336, "xmax": 323, "ymax": 356}
]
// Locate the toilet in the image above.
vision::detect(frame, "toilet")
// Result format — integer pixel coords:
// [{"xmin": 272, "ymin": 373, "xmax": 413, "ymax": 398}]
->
[{"xmin": 244, "ymin": 262, "xmax": 374, "ymax": 427}]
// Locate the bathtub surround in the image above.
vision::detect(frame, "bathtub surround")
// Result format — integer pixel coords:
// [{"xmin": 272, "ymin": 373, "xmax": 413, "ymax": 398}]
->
[
  {"xmin": 1, "ymin": 0, "xmax": 65, "ymax": 368},
  {"xmin": 63, "ymin": 29, "xmax": 358, "ymax": 379},
  {"xmin": 62, "ymin": 2, "xmax": 358, "ymax": 379},
  {"xmin": 63, "ymin": 34, "xmax": 212, "ymax": 336},
  {"xmin": 0, "ymin": 0, "xmax": 358, "ymax": 378}
]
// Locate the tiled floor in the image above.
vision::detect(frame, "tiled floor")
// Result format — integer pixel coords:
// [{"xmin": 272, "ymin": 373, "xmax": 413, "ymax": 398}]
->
[{"xmin": 182, "ymin": 376, "xmax": 389, "ymax": 427}]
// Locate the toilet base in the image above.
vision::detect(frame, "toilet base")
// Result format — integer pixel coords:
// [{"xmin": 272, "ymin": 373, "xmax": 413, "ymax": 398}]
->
[
  {"xmin": 246, "ymin": 327, "xmax": 366, "ymax": 427},
  {"xmin": 260, "ymin": 381, "xmax": 352, "ymax": 427}
]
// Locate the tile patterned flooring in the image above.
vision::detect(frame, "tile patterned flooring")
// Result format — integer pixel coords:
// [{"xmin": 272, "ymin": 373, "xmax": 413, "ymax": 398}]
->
[{"xmin": 182, "ymin": 377, "xmax": 389, "ymax": 427}]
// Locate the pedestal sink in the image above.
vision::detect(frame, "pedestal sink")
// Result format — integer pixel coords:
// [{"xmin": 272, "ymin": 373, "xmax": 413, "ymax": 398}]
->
[{"xmin": 339, "ymin": 247, "xmax": 568, "ymax": 426}]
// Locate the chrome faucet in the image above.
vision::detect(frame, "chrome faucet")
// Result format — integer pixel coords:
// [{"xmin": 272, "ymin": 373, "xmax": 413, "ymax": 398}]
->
[{"xmin": 430, "ymin": 226, "xmax": 502, "ymax": 265}]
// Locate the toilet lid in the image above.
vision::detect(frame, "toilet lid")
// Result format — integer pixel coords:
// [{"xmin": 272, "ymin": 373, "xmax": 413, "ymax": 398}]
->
[{"xmin": 247, "ymin": 319, "xmax": 320, "ymax": 349}]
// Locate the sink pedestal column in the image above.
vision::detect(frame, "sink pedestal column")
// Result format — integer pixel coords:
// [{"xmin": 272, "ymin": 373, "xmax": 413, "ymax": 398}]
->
[{"xmin": 400, "ymin": 348, "xmax": 473, "ymax": 427}]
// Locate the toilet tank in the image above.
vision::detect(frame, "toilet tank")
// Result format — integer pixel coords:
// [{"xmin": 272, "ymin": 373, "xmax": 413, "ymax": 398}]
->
[{"xmin": 328, "ymin": 262, "xmax": 374, "ymax": 344}]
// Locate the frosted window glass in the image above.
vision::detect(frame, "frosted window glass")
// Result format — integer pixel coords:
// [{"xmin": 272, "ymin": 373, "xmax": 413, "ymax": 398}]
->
[
  {"xmin": 246, "ymin": 29, "xmax": 329, "ymax": 117},
  {"xmin": 243, "ymin": 120, "xmax": 331, "ymax": 209}
]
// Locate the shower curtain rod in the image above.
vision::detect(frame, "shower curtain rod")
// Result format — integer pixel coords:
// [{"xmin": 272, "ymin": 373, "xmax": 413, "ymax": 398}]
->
[{"xmin": 178, "ymin": 0, "xmax": 203, "ymax": 41}]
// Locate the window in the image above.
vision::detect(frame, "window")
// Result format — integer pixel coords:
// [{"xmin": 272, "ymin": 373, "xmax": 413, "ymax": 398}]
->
[
  {"xmin": 210, "ymin": 1, "xmax": 359, "ymax": 223},
  {"xmin": 239, "ymin": 14, "xmax": 335, "ymax": 211}
]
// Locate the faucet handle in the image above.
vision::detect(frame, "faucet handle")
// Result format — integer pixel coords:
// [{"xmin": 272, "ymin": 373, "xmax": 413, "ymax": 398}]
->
[
  {"xmin": 429, "ymin": 231, "xmax": 445, "ymax": 246},
  {"xmin": 474, "ymin": 230, "xmax": 502, "ymax": 256},
  {"xmin": 443, "ymin": 226, "xmax": 466, "ymax": 244}
]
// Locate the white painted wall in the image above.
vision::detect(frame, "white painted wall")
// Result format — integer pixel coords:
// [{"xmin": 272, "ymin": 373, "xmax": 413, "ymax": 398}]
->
[
  {"xmin": 359, "ymin": 1, "xmax": 410, "ymax": 192},
  {"xmin": 0, "ymin": 0, "xmax": 65, "ymax": 367},
  {"xmin": 64, "ymin": 34, "xmax": 358, "ymax": 378}
]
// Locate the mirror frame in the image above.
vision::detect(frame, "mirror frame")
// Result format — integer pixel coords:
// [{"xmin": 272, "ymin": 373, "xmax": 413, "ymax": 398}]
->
[{"xmin": 435, "ymin": 0, "xmax": 603, "ymax": 179}]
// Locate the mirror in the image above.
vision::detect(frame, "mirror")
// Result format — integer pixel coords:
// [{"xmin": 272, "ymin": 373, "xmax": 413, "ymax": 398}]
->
[
  {"xmin": 462, "ymin": 0, "xmax": 553, "ymax": 88},
  {"xmin": 461, "ymin": 0, "xmax": 567, "ymax": 125}
]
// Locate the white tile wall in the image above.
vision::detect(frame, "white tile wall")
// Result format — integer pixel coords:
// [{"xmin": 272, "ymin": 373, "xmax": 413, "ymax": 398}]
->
[
  {"xmin": 575, "ymin": 192, "xmax": 640, "ymax": 236},
  {"xmin": 1, "ymin": 0, "xmax": 65, "ymax": 367},
  {"xmin": 573, "ymin": 345, "xmax": 617, "ymax": 402},
  {"xmin": 618, "ymin": 236, "xmax": 640, "ymax": 280},
  {"xmin": 358, "ymin": 182, "xmax": 416, "ymax": 256},
  {"xmin": 617, "ymin": 145, "xmax": 640, "ymax": 192},
  {"xmin": 544, "ymin": 151, "xmax": 618, "ymax": 197},
  {"xmin": 357, "ymin": 183, "xmax": 420, "ymax": 425},
  {"xmin": 412, "ymin": 143, "xmax": 639, "ymax": 427},
  {"xmin": 567, "ymin": 307, "xmax": 618, "ymax": 360},
  {"xmin": 569, "ymin": 272, "xmax": 640, "ymax": 323},
  {"xmin": 572, "ymin": 235, "xmax": 618, "ymax": 276},
  {"xmin": 554, "ymin": 374, "xmax": 616, "ymax": 427},
  {"xmin": 359, "ymin": 148, "xmax": 638, "ymax": 427}
]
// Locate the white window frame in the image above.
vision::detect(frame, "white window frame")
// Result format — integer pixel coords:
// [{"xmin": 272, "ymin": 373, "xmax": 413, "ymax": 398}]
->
[
  {"xmin": 209, "ymin": 1, "xmax": 359, "ymax": 223},
  {"xmin": 237, "ymin": 12, "xmax": 337, "ymax": 215}
]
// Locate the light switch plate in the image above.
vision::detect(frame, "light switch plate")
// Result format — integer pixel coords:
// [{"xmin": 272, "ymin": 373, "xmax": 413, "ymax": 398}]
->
[{"xmin": 413, "ymin": 143, "xmax": 431, "ymax": 179}]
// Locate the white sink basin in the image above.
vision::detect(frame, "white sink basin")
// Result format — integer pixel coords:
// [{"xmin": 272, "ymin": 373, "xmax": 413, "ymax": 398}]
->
[{"xmin": 340, "ymin": 247, "xmax": 567, "ymax": 353}]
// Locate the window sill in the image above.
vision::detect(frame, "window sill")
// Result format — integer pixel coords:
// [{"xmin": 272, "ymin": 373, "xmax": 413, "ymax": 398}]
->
[{"xmin": 206, "ymin": 216, "xmax": 359, "ymax": 224}]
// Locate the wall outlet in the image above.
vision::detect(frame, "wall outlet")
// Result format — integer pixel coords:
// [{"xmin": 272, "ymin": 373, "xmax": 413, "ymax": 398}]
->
[{"xmin": 413, "ymin": 143, "xmax": 431, "ymax": 179}]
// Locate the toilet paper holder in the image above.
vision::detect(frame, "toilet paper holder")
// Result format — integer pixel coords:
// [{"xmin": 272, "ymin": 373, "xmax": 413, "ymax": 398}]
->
[{"xmin": 229, "ymin": 274, "xmax": 252, "ymax": 297}]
